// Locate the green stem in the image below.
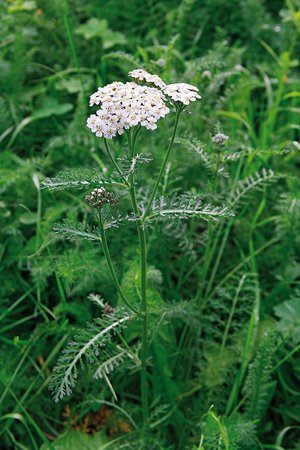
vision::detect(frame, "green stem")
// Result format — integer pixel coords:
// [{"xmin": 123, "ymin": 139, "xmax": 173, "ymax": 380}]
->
[
  {"xmin": 137, "ymin": 218, "xmax": 148, "ymax": 427},
  {"xmin": 127, "ymin": 132, "xmax": 149, "ymax": 428},
  {"xmin": 214, "ymin": 151, "xmax": 221, "ymax": 191},
  {"xmin": 97, "ymin": 212, "xmax": 138, "ymax": 314},
  {"xmin": 220, "ymin": 275, "xmax": 245, "ymax": 353},
  {"xmin": 104, "ymin": 139, "xmax": 129, "ymax": 186},
  {"xmin": 142, "ymin": 110, "xmax": 181, "ymax": 220},
  {"xmin": 272, "ymin": 342, "xmax": 300, "ymax": 373},
  {"xmin": 126, "ymin": 111, "xmax": 181, "ymax": 424},
  {"xmin": 103, "ymin": 130, "xmax": 149, "ymax": 424}
]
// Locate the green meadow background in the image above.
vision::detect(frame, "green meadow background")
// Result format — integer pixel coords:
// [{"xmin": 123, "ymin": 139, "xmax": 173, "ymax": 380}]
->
[{"xmin": 1, "ymin": 0, "xmax": 300, "ymax": 449}]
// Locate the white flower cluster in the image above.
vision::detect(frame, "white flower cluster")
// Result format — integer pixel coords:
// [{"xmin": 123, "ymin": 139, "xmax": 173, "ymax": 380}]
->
[
  {"xmin": 87, "ymin": 69, "xmax": 201, "ymax": 139},
  {"xmin": 87, "ymin": 81, "xmax": 170, "ymax": 139},
  {"xmin": 163, "ymin": 83, "xmax": 201, "ymax": 105},
  {"xmin": 128, "ymin": 70, "xmax": 201, "ymax": 106},
  {"xmin": 128, "ymin": 68, "xmax": 166, "ymax": 89}
]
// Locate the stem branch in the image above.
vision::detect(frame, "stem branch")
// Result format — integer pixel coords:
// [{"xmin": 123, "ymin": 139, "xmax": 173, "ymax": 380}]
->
[
  {"xmin": 97, "ymin": 212, "xmax": 138, "ymax": 314},
  {"xmin": 142, "ymin": 111, "xmax": 181, "ymax": 220},
  {"xmin": 104, "ymin": 139, "xmax": 129, "ymax": 186}
]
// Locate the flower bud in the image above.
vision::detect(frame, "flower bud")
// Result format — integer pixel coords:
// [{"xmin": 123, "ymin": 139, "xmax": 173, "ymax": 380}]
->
[
  {"xmin": 85, "ymin": 187, "xmax": 119, "ymax": 209},
  {"xmin": 212, "ymin": 133, "xmax": 229, "ymax": 146}
]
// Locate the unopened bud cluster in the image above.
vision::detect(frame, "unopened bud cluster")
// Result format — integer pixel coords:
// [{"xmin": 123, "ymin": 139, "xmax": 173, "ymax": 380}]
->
[
  {"xmin": 103, "ymin": 303, "xmax": 115, "ymax": 315},
  {"xmin": 85, "ymin": 188, "xmax": 119, "ymax": 209},
  {"xmin": 212, "ymin": 133, "xmax": 229, "ymax": 146}
]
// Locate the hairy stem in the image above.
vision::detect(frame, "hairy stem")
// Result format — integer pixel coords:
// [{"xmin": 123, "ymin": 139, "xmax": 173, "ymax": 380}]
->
[{"xmin": 142, "ymin": 110, "xmax": 181, "ymax": 220}]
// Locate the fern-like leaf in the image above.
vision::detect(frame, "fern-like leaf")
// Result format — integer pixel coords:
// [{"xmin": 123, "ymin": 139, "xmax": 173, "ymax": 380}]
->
[
  {"xmin": 42, "ymin": 168, "xmax": 121, "ymax": 191},
  {"xmin": 93, "ymin": 345, "xmax": 131, "ymax": 379},
  {"xmin": 243, "ymin": 331, "xmax": 277, "ymax": 421},
  {"xmin": 88, "ymin": 293, "xmax": 105, "ymax": 308},
  {"xmin": 222, "ymin": 144, "xmax": 297, "ymax": 162},
  {"xmin": 104, "ymin": 212, "xmax": 139, "ymax": 230},
  {"xmin": 54, "ymin": 215, "xmax": 138, "ymax": 240},
  {"xmin": 49, "ymin": 310, "xmax": 133, "ymax": 402},
  {"xmin": 229, "ymin": 168, "xmax": 275, "ymax": 207},
  {"xmin": 117, "ymin": 153, "xmax": 153, "ymax": 179},
  {"xmin": 175, "ymin": 136, "xmax": 216, "ymax": 174},
  {"xmin": 53, "ymin": 219, "xmax": 100, "ymax": 241},
  {"xmin": 145, "ymin": 193, "xmax": 234, "ymax": 222},
  {"xmin": 103, "ymin": 51, "xmax": 140, "ymax": 67}
]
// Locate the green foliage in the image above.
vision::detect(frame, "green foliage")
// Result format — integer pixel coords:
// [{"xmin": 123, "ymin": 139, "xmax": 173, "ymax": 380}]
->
[
  {"xmin": 40, "ymin": 430, "xmax": 108, "ymax": 450},
  {"xmin": 200, "ymin": 410, "xmax": 258, "ymax": 450},
  {"xmin": 1, "ymin": 0, "xmax": 300, "ymax": 448},
  {"xmin": 243, "ymin": 331, "xmax": 277, "ymax": 422},
  {"xmin": 75, "ymin": 18, "xmax": 127, "ymax": 48},
  {"xmin": 274, "ymin": 291, "xmax": 300, "ymax": 344}
]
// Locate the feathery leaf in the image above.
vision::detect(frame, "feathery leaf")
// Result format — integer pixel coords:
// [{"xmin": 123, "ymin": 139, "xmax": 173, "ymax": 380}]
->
[
  {"xmin": 42, "ymin": 168, "xmax": 122, "ymax": 191},
  {"xmin": 145, "ymin": 193, "xmax": 234, "ymax": 222},
  {"xmin": 53, "ymin": 219, "xmax": 100, "ymax": 241},
  {"xmin": 49, "ymin": 310, "xmax": 133, "ymax": 402},
  {"xmin": 229, "ymin": 168, "xmax": 275, "ymax": 207}
]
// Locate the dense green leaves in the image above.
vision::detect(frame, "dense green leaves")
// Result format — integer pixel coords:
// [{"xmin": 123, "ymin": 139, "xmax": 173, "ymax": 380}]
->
[
  {"xmin": 40, "ymin": 430, "xmax": 108, "ymax": 450},
  {"xmin": 274, "ymin": 293, "xmax": 300, "ymax": 344},
  {"xmin": 75, "ymin": 18, "xmax": 127, "ymax": 48}
]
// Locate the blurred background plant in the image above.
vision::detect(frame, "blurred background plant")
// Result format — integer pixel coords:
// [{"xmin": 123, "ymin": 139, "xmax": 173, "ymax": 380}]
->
[{"xmin": 0, "ymin": 0, "xmax": 300, "ymax": 449}]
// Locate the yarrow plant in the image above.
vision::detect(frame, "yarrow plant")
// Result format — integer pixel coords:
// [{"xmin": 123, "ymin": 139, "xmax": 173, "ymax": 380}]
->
[{"xmin": 45, "ymin": 68, "xmax": 233, "ymax": 439}]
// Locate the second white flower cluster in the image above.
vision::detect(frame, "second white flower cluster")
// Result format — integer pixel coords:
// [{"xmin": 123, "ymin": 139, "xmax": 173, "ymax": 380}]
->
[{"xmin": 87, "ymin": 69, "xmax": 201, "ymax": 139}]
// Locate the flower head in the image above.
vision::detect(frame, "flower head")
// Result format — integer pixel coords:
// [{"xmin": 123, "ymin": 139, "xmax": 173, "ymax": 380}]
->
[
  {"xmin": 163, "ymin": 83, "xmax": 201, "ymax": 106},
  {"xmin": 156, "ymin": 58, "xmax": 166, "ymax": 68},
  {"xmin": 103, "ymin": 303, "xmax": 115, "ymax": 315},
  {"xmin": 128, "ymin": 68, "xmax": 166, "ymax": 89},
  {"xmin": 85, "ymin": 188, "xmax": 119, "ymax": 209},
  {"xmin": 87, "ymin": 81, "xmax": 170, "ymax": 139},
  {"xmin": 212, "ymin": 133, "xmax": 229, "ymax": 146}
]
